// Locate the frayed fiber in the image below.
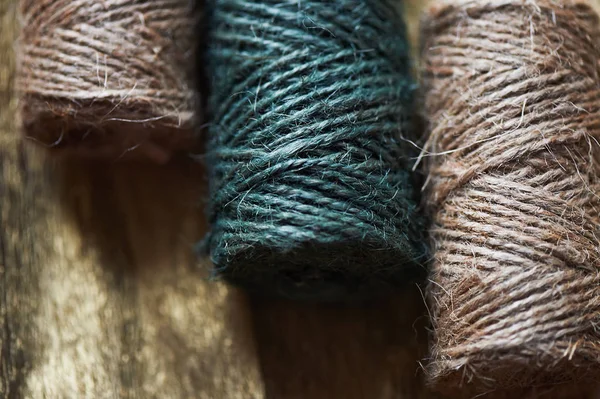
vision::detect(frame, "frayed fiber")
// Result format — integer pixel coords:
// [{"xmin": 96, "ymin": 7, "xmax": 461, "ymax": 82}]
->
[
  {"xmin": 203, "ymin": 0, "xmax": 427, "ymax": 301},
  {"xmin": 421, "ymin": 0, "xmax": 600, "ymax": 394},
  {"xmin": 18, "ymin": 0, "xmax": 197, "ymax": 162}
]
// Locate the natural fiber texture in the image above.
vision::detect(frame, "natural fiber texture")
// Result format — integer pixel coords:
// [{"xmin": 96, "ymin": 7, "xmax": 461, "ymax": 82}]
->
[
  {"xmin": 421, "ymin": 0, "xmax": 600, "ymax": 394},
  {"xmin": 18, "ymin": 0, "xmax": 197, "ymax": 162},
  {"xmin": 203, "ymin": 0, "xmax": 427, "ymax": 301}
]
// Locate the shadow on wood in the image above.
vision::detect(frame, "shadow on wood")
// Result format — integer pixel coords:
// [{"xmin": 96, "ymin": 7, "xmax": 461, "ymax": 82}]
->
[
  {"xmin": 0, "ymin": 142, "xmax": 265, "ymax": 398},
  {"xmin": 252, "ymin": 285, "xmax": 435, "ymax": 399}
]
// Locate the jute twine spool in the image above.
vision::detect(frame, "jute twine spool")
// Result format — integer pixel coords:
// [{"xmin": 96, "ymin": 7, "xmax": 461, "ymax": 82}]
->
[
  {"xmin": 18, "ymin": 0, "xmax": 197, "ymax": 162},
  {"xmin": 203, "ymin": 0, "xmax": 427, "ymax": 300},
  {"xmin": 421, "ymin": 0, "xmax": 600, "ymax": 393}
]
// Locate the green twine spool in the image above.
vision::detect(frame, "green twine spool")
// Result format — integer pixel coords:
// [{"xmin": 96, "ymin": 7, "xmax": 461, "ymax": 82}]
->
[{"xmin": 203, "ymin": 0, "xmax": 427, "ymax": 301}]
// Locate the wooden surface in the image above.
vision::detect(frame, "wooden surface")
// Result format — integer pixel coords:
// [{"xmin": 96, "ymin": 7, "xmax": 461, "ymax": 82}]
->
[
  {"xmin": 2, "ymin": 0, "xmax": 600, "ymax": 398},
  {"xmin": 1, "ymin": 1, "xmax": 264, "ymax": 397}
]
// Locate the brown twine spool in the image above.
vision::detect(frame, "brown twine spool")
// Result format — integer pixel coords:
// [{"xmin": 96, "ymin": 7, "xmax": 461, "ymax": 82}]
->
[
  {"xmin": 421, "ymin": 0, "xmax": 600, "ymax": 394},
  {"xmin": 18, "ymin": 0, "xmax": 197, "ymax": 162}
]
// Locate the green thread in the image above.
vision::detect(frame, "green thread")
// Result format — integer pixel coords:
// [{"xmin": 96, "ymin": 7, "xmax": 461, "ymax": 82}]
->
[{"xmin": 203, "ymin": 0, "xmax": 427, "ymax": 301}]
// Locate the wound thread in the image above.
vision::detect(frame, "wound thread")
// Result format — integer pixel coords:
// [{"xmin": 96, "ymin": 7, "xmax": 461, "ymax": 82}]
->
[
  {"xmin": 18, "ymin": 0, "xmax": 197, "ymax": 162},
  {"xmin": 421, "ymin": 0, "xmax": 600, "ymax": 393},
  {"xmin": 203, "ymin": 0, "xmax": 427, "ymax": 301}
]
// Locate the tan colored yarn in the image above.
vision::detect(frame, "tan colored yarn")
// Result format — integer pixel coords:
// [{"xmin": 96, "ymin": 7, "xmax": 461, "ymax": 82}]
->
[
  {"xmin": 18, "ymin": 0, "xmax": 197, "ymax": 162},
  {"xmin": 421, "ymin": 0, "xmax": 600, "ymax": 394}
]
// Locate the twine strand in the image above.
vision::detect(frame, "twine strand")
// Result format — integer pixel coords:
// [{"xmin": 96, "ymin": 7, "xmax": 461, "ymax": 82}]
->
[
  {"xmin": 203, "ymin": 0, "xmax": 427, "ymax": 300},
  {"xmin": 421, "ymin": 0, "xmax": 600, "ymax": 394},
  {"xmin": 18, "ymin": 0, "xmax": 197, "ymax": 161}
]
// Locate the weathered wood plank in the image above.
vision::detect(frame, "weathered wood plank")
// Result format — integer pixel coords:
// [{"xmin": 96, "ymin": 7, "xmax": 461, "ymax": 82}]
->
[{"xmin": 0, "ymin": 0, "xmax": 266, "ymax": 396}]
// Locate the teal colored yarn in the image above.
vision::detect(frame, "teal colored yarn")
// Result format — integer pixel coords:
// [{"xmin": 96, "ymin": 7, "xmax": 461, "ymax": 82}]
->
[{"xmin": 203, "ymin": 0, "xmax": 427, "ymax": 300}]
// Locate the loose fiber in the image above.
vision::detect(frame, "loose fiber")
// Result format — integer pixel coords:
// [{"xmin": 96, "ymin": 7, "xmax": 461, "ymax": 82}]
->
[
  {"xmin": 421, "ymin": 0, "xmax": 600, "ymax": 394},
  {"xmin": 203, "ymin": 0, "xmax": 427, "ymax": 300},
  {"xmin": 18, "ymin": 0, "xmax": 197, "ymax": 162}
]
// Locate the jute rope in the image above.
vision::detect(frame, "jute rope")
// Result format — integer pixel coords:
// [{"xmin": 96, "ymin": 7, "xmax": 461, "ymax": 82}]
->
[
  {"xmin": 18, "ymin": 0, "xmax": 197, "ymax": 162},
  {"xmin": 421, "ymin": 0, "xmax": 600, "ymax": 394},
  {"xmin": 203, "ymin": 0, "xmax": 427, "ymax": 301}
]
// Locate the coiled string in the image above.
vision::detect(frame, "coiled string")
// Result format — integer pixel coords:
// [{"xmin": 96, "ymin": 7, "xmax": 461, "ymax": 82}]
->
[
  {"xmin": 19, "ymin": 0, "xmax": 197, "ymax": 161},
  {"xmin": 204, "ymin": 0, "xmax": 427, "ymax": 300},
  {"xmin": 421, "ymin": 0, "xmax": 600, "ymax": 394}
]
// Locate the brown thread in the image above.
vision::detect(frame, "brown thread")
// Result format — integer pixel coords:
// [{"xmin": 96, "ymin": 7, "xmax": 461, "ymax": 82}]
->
[
  {"xmin": 18, "ymin": 0, "xmax": 198, "ymax": 162},
  {"xmin": 420, "ymin": 0, "xmax": 600, "ymax": 394}
]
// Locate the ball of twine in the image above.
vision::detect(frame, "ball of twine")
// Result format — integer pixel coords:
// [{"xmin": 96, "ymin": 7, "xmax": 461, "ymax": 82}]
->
[
  {"xmin": 421, "ymin": 0, "xmax": 600, "ymax": 394},
  {"xmin": 203, "ymin": 0, "xmax": 428, "ymax": 301},
  {"xmin": 18, "ymin": 0, "xmax": 198, "ymax": 162}
]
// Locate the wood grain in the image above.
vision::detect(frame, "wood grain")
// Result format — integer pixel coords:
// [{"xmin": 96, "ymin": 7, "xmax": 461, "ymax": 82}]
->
[{"xmin": 1, "ymin": 1, "xmax": 265, "ymax": 397}]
